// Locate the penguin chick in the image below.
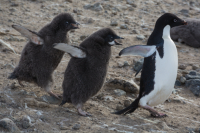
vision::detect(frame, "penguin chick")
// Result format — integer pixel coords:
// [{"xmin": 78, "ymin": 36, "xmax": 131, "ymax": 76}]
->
[
  {"xmin": 171, "ymin": 18, "xmax": 200, "ymax": 48},
  {"xmin": 8, "ymin": 13, "xmax": 79, "ymax": 99},
  {"xmin": 53, "ymin": 28, "xmax": 124, "ymax": 116},
  {"xmin": 114, "ymin": 13, "xmax": 187, "ymax": 118}
]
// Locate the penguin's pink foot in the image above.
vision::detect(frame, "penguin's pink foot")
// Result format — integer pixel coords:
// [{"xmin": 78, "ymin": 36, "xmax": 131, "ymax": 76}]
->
[
  {"xmin": 140, "ymin": 105, "xmax": 167, "ymax": 118},
  {"xmin": 77, "ymin": 108, "xmax": 92, "ymax": 117},
  {"xmin": 48, "ymin": 91, "xmax": 62, "ymax": 100}
]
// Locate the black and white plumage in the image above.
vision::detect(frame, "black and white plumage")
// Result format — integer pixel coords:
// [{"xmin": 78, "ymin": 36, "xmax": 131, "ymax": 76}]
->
[
  {"xmin": 8, "ymin": 13, "xmax": 79, "ymax": 99},
  {"xmin": 114, "ymin": 13, "xmax": 187, "ymax": 117},
  {"xmin": 171, "ymin": 18, "xmax": 200, "ymax": 48},
  {"xmin": 53, "ymin": 28, "xmax": 124, "ymax": 116}
]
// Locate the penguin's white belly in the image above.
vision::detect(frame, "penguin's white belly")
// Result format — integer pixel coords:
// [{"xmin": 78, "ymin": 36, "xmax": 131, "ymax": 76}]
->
[{"xmin": 140, "ymin": 38, "xmax": 178, "ymax": 107}]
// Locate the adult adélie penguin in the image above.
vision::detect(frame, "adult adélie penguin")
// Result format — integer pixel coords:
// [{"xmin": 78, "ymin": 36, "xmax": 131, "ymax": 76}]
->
[{"xmin": 113, "ymin": 13, "xmax": 187, "ymax": 118}]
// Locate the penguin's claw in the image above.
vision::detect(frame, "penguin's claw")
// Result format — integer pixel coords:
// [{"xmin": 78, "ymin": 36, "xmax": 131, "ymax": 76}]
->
[
  {"xmin": 77, "ymin": 108, "xmax": 92, "ymax": 117},
  {"xmin": 151, "ymin": 113, "xmax": 167, "ymax": 118},
  {"xmin": 48, "ymin": 91, "xmax": 62, "ymax": 100}
]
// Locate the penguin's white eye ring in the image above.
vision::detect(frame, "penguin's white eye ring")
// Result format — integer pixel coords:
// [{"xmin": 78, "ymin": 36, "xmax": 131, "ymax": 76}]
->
[
  {"xmin": 174, "ymin": 19, "xmax": 177, "ymax": 22},
  {"xmin": 66, "ymin": 22, "xmax": 69, "ymax": 24}
]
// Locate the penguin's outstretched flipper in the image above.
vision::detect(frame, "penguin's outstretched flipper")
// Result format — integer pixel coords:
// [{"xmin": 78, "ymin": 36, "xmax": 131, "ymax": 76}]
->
[
  {"xmin": 53, "ymin": 43, "xmax": 86, "ymax": 58},
  {"xmin": 119, "ymin": 45, "xmax": 156, "ymax": 57},
  {"xmin": 113, "ymin": 98, "xmax": 140, "ymax": 115},
  {"xmin": 12, "ymin": 25, "xmax": 44, "ymax": 45}
]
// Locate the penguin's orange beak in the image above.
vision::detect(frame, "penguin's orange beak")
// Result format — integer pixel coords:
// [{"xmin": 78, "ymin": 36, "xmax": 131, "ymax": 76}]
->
[{"xmin": 183, "ymin": 21, "xmax": 187, "ymax": 25}]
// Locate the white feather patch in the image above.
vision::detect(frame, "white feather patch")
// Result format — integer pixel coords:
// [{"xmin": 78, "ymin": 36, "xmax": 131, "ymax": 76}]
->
[
  {"xmin": 120, "ymin": 45, "xmax": 156, "ymax": 58},
  {"xmin": 53, "ymin": 43, "xmax": 86, "ymax": 58},
  {"xmin": 108, "ymin": 41, "xmax": 115, "ymax": 45}
]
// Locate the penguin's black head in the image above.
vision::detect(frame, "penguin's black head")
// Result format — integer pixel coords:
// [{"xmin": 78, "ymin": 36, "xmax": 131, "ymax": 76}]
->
[
  {"xmin": 50, "ymin": 13, "xmax": 79, "ymax": 32},
  {"xmin": 95, "ymin": 28, "xmax": 124, "ymax": 46},
  {"xmin": 156, "ymin": 13, "xmax": 187, "ymax": 28}
]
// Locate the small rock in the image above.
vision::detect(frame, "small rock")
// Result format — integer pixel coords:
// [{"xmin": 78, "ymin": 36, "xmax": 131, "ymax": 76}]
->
[
  {"xmin": 0, "ymin": 118, "xmax": 20, "ymax": 132},
  {"xmin": 116, "ymin": 105, "xmax": 124, "ymax": 110},
  {"xmin": 124, "ymin": 20, "xmax": 129, "ymax": 24},
  {"xmin": 124, "ymin": 61, "xmax": 130, "ymax": 66},
  {"xmin": 60, "ymin": 125, "xmax": 69, "ymax": 130},
  {"xmin": 22, "ymin": 115, "xmax": 31, "ymax": 129},
  {"xmin": 185, "ymin": 79, "xmax": 200, "ymax": 96},
  {"xmin": 124, "ymin": 100, "xmax": 131, "ymax": 107},
  {"xmin": 126, "ymin": 0, "xmax": 137, "ymax": 7},
  {"xmin": 80, "ymin": 35, "xmax": 87, "ymax": 41},
  {"xmin": 110, "ymin": 20, "xmax": 118, "ymax": 26},
  {"xmin": 103, "ymin": 96, "xmax": 113, "ymax": 101},
  {"xmin": 189, "ymin": 71, "xmax": 197, "ymax": 76},
  {"xmin": 131, "ymin": 29, "xmax": 140, "ymax": 34},
  {"xmin": 175, "ymin": 80, "xmax": 181, "ymax": 86},
  {"xmin": 181, "ymin": 70, "xmax": 189, "ymax": 75},
  {"xmin": 176, "ymin": 73, "xmax": 182, "ymax": 80},
  {"xmin": 136, "ymin": 35, "xmax": 145, "ymax": 40},
  {"xmin": 178, "ymin": 64, "xmax": 187, "ymax": 70},
  {"xmin": 114, "ymin": 89, "xmax": 126, "ymax": 96},
  {"xmin": 158, "ymin": 122, "xmax": 170, "ymax": 130},
  {"xmin": 97, "ymin": 93, "xmax": 104, "ymax": 100},
  {"xmin": 180, "ymin": 76, "xmax": 186, "ymax": 84},
  {"xmin": 87, "ymin": 18, "xmax": 94, "ymax": 23},
  {"xmin": 10, "ymin": 3, "xmax": 19, "ymax": 7},
  {"xmin": 84, "ymin": 3, "xmax": 103, "ymax": 12},
  {"xmin": 40, "ymin": 95, "xmax": 61, "ymax": 104},
  {"xmin": 180, "ymin": 9, "xmax": 189, "ymax": 16},
  {"xmin": 65, "ymin": 0, "xmax": 72, "ymax": 3},
  {"xmin": 192, "ymin": 64, "xmax": 199, "ymax": 70},
  {"xmin": 10, "ymin": 82, "xmax": 16, "ymax": 89},
  {"xmin": 72, "ymin": 124, "xmax": 80, "ymax": 130},
  {"xmin": 106, "ymin": 78, "xmax": 139, "ymax": 93},
  {"xmin": 120, "ymin": 24, "xmax": 128, "ymax": 29},
  {"xmin": 134, "ymin": 58, "xmax": 144, "ymax": 72},
  {"xmin": 185, "ymin": 74, "xmax": 200, "ymax": 80}
]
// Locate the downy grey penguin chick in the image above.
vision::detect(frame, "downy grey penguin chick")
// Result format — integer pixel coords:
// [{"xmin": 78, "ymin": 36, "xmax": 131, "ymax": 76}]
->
[
  {"xmin": 114, "ymin": 13, "xmax": 187, "ymax": 118},
  {"xmin": 171, "ymin": 18, "xmax": 200, "ymax": 48},
  {"xmin": 53, "ymin": 28, "xmax": 124, "ymax": 116},
  {"xmin": 8, "ymin": 13, "xmax": 79, "ymax": 99}
]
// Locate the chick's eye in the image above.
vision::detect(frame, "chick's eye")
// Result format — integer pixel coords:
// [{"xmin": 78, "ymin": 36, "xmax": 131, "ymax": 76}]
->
[{"xmin": 174, "ymin": 19, "xmax": 177, "ymax": 22}]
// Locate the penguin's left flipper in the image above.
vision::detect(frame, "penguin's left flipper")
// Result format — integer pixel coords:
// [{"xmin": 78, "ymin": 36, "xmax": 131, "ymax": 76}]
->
[
  {"xmin": 119, "ymin": 45, "xmax": 156, "ymax": 57},
  {"xmin": 53, "ymin": 43, "xmax": 86, "ymax": 58}
]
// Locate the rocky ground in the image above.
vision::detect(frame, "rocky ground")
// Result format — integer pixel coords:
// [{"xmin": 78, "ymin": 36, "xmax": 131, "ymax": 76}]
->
[{"xmin": 0, "ymin": 0, "xmax": 200, "ymax": 132}]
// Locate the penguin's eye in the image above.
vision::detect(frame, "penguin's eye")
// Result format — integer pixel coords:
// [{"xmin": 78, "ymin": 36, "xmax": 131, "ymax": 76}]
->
[
  {"xmin": 66, "ymin": 21, "xmax": 69, "ymax": 24},
  {"xmin": 174, "ymin": 19, "xmax": 177, "ymax": 22}
]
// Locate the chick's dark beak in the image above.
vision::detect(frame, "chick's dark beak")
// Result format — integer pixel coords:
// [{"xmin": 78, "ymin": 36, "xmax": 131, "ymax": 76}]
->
[
  {"xmin": 71, "ymin": 22, "xmax": 80, "ymax": 29},
  {"xmin": 182, "ymin": 20, "xmax": 187, "ymax": 25},
  {"xmin": 114, "ymin": 35, "xmax": 124, "ymax": 45}
]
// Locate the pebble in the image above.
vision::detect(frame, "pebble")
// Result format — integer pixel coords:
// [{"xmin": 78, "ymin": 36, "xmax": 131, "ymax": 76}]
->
[
  {"xmin": 22, "ymin": 115, "xmax": 31, "ymax": 129},
  {"xmin": 114, "ymin": 89, "xmax": 126, "ymax": 96},
  {"xmin": 116, "ymin": 105, "xmax": 124, "ymax": 110},
  {"xmin": 106, "ymin": 78, "xmax": 139, "ymax": 93},
  {"xmin": 175, "ymin": 80, "xmax": 181, "ymax": 86},
  {"xmin": 60, "ymin": 125, "xmax": 69, "ymax": 130},
  {"xmin": 0, "ymin": 118, "xmax": 20, "ymax": 132},
  {"xmin": 65, "ymin": 0, "xmax": 72, "ymax": 3},
  {"xmin": 124, "ymin": 100, "xmax": 131, "ymax": 107},
  {"xmin": 120, "ymin": 24, "xmax": 128, "ymax": 29},
  {"xmin": 180, "ymin": 76, "xmax": 186, "ymax": 84},
  {"xmin": 126, "ymin": 0, "xmax": 137, "ymax": 7},
  {"xmin": 185, "ymin": 74, "xmax": 200, "ymax": 80},
  {"xmin": 134, "ymin": 58, "xmax": 144, "ymax": 72},
  {"xmin": 40, "ymin": 95, "xmax": 61, "ymax": 104},
  {"xmin": 83, "ymin": 3, "xmax": 104, "ymax": 12},
  {"xmin": 180, "ymin": 9, "xmax": 189, "ymax": 16},
  {"xmin": 178, "ymin": 64, "xmax": 187, "ymax": 70},
  {"xmin": 80, "ymin": 35, "xmax": 87, "ymax": 41},
  {"xmin": 192, "ymin": 64, "xmax": 199, "ymax": 70},
  {"xmin": 72, "ymin": 124, "xmax": 80, "ymax": 130},
  {"xmin": 189, "ymin": 71, "xmax": 197, "ymax": 76},
  {"xmin": 136, "ymin": 35, "xmax": 145, "ymax": 40},
  {"xmin": 131, "ymin": 29, "xmax": 140, "ymax": 34},
  {"xmin": 110, "ymin": 20, "xmax": 118, "ymax": 26},
  {"xmin": 87, "ymin": 18, "xmax": 94, "ymax": 23},
  {"xmin": 185, "ymin": 79, "xmax": 200, "ymax": 96}
]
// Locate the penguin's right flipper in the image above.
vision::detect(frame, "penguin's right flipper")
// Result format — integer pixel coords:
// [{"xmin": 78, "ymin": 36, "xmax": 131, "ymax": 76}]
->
[
  {"xmin": 53, "ymin": 43, "xmax": 86, "ymax": 58},
  {"xmin": 119, "ymin": 45, "xmax": 156, "ymax": 57},
  {"xmin": 12, "ymin": 25, "xmax": 44, "ymax": 45}
]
